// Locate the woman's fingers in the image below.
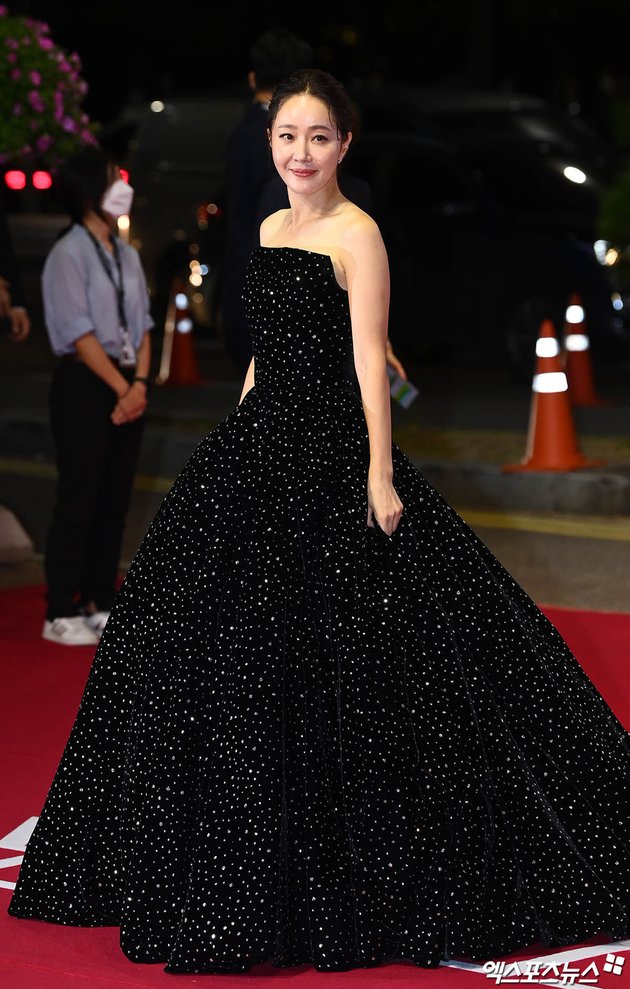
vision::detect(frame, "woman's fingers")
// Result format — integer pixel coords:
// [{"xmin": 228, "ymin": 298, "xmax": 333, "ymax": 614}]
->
[
  {"xmin": 376, "ymin": 507, "xmax": 404, "ymax": 537},
  {"xmin": 112, "ymin": 396, "xmax": 147, "ymax": 425}
]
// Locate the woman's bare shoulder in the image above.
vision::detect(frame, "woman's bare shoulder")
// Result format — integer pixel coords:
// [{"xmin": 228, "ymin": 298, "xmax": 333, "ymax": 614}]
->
[
  {"xmin": 343, "ymin": 203, "xmax": 380, "ymax": 237},
  {"xmin": 338, "ymin": 203, "xmax": 385, "ymax": 253},
  {"xmin": 259, "ymin": 209, "xmax": 291, "ymax": 246}
]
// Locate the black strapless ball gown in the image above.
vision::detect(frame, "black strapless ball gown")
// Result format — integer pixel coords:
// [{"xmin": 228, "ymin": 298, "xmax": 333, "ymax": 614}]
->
[{"xmin": 8, "ymin": 247, "xmax": 630, "ymax": 974}]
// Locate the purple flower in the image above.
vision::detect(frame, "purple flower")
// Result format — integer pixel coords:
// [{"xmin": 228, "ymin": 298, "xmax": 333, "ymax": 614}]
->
[
  {"xmin": 0, "ymin": 12, "xmax": 93, "ymax": 164},
  {"xmin": 36, "ymin": 134, "xmax": 53, "ymax": 153},
  {"xmin": 27, "ymin": 90, "xmax": 45, "ymax": 113}
]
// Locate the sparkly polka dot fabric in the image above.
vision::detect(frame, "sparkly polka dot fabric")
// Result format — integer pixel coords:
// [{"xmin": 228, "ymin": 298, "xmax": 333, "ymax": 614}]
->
[{"xmin": 9, "ymin": 247, "xmax": 630, "ymax": 973}]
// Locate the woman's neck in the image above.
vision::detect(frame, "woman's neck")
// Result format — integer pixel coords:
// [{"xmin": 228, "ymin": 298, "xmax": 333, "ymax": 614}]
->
[
  {"xmin": 83, "ymin": 210, "xmax": 113, "ymax": 244},
  {"xmin": 286, "ymin": 180, "xmax": 346, "ymax": 229}
]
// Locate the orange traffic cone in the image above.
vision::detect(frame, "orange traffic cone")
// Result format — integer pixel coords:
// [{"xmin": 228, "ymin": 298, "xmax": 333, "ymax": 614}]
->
[
  {"xmin": 503, "ymin": 319, "xmax": 605, "ymax": 472},
  {"xmin": 562, "ymin": 292, "xmax": 605, "ymax": 406},
  {"xmin": 156, "ymin": 277, "xmax": 202, "ymax": 386}
]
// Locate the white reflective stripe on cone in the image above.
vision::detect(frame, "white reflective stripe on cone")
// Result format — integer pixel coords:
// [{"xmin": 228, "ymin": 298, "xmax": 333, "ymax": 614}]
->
[
  {"xmin": 565, "ymin": 333, "xmax": 590, "ymax": 351},
  {"xmin": 175, "ymin": 293, "xmax": 188, "ymax": 309},
  {"xmin": 533, "ymin": 371, "xmax": 569, "ymax": 393},
  {"xmin": 176, "ymin": 318, "xmax": 193, "ymax": 333},
  {"xmin": 536, "ymin": 337, "xmax": 560, "ymax": 357},
  {"xmin": 566, "ymin": 304, "xmax": 585, "ymax": 323}
]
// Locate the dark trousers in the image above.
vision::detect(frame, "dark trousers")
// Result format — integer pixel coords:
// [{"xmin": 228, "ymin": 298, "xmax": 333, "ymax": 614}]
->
[{"xmin": 44, "ymin": 361, "xmax": 145, "ymax": 620}]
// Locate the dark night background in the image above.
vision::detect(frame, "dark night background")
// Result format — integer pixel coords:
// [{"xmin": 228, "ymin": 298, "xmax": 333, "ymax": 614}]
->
[{"xmin": 8, "ymin": 0, "xmax": 630, "ymax": 149}]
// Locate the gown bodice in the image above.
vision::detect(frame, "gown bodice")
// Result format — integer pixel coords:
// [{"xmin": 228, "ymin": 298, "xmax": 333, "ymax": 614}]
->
[{"xmin": 243, "ymin": 247, "xmax": 357, "ymax": 396}]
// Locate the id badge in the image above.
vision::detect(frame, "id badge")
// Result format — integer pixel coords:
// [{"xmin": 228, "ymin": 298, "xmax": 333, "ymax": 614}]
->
[{"xmin": 119, "ymin": 331, "xmax": 136, "ymax": 367}]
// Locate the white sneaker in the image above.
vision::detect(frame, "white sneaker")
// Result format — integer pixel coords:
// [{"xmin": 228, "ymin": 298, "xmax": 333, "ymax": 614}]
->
[
  {"xmin": 83, "ymin": 610, "xmax": 110, "ymax": 637},
  {"xmin": 42, "ymin": 616, "xmax": 99, "ymax": 646}
]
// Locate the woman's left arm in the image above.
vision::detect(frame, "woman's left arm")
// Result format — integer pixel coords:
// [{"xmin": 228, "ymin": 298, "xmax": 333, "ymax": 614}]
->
[
  {"xmin": 134, "ymin": 329, "xmax": 151, "ymax": 379},
  {"xmin": 112, "ymin": 249, "xmax": 153, "ymax": 425},
  {"xmin": 343, "ymin": 219, "xmax": 403, "ymax": 536},
  {"xmin": 111, "ymin": 329, "xmax": 151, "ymax": 425}
]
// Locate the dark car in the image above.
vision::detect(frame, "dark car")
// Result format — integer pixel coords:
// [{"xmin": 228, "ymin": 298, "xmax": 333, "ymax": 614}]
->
[
  {"xmin": 346, "ymin": 84, "xmax": 630, "ymax": 376},
  {"xmin": 99, "ymin": 92, "xmax": 246, "ymax": 338}
]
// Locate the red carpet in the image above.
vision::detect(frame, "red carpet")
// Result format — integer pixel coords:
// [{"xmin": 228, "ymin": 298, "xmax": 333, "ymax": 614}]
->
[{"xmin": 1, "ymin": 586, "xmax": 629, "ymax": 988}]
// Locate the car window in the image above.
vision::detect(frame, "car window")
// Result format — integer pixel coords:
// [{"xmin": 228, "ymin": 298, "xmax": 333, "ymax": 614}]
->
[
  {"xmin": 467, "ymin": 151, "xmax": 598, "ymax": 219},
  {"xmin": 429, "ymin": 107, "xmax": 618, "ymax": 167},
  {"xmin": 130, "ymin": 100, "xmax": 245, "ymax": 176}
]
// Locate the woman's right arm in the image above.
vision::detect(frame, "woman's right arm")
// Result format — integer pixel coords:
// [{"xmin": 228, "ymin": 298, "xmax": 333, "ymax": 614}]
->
[
  {"xmin": 238, "ymin": 356, "xmax": 255, "ymax": 404},
  {"xmin": 74, "ymin": 332, "xmax": 133, "ymax": 398}
]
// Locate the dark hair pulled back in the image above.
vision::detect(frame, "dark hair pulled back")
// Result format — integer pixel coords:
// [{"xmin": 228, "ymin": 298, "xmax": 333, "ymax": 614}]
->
[
  {"xmin": 57, "ymin": 146, "xmax": 116, "ymax": 225},
  {"xmin": 267, "ymin": 68, "xmax": 355, "ymax": 140}
]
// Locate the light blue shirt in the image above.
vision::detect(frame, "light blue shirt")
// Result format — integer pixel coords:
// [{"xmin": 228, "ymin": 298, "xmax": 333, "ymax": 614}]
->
[{"xmin": 41, "ymin": 224, "xmax": 154, "ymax": 357}]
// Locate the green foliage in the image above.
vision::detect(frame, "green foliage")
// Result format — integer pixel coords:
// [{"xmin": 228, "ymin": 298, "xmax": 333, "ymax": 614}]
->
[{"xmin": 0, "ymin": 5, "xmax": 99, "ymax": 167}]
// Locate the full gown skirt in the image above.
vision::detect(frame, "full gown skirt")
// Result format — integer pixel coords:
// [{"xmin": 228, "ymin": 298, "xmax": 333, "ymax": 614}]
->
[{"xmin": 9, "ymin": 247, "xmax": 630, "ymax": 973}]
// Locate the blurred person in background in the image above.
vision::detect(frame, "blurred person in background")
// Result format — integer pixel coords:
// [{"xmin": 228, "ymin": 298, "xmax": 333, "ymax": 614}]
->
[
  {"xmin": 41, "ymin": 148, "xmax": 153, "ymax": 646},
  {"xmin": 0, "ymin": 190, "xmax": 30, "ymax": 341},
  {"xmin": 222, "ymin": 26, "xmax": 314, "ymax": 375}
]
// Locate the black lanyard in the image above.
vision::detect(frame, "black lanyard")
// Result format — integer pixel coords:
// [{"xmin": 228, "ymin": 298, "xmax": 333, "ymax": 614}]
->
[{"xmin": 84, "ymin": 227, "xmax": 129, "ymax": 332}]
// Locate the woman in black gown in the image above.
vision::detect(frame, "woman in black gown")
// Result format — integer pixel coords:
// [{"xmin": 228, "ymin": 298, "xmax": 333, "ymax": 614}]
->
[{"xmin": 8, "ymin": 69, "xmax": 630, "ymax": 975}]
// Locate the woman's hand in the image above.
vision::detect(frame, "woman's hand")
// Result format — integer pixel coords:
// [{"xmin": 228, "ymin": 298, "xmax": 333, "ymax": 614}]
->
[
  {"xmin": 385, "ymin": 337, "xmax": 407, "ymax": 380},
  {"xmin": 367, "ymin": 469, "xmax": 404, "ymax": 536},
  {"xmin": 8, "ymin": 307, "xmax": 30, "ymax": 342},
  {"xmin": 0, "ymin": 279, "xmax": 12, "ymax": 318},
  {"xmin": 111, "ymin": 383, "xmax": 147, "ymax": 425}
]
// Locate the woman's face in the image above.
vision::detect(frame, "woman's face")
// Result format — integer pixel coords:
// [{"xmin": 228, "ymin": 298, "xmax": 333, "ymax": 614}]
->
[{"xmin": 269, "ymin": 93, "xmax": 351, "ymax": 196}]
